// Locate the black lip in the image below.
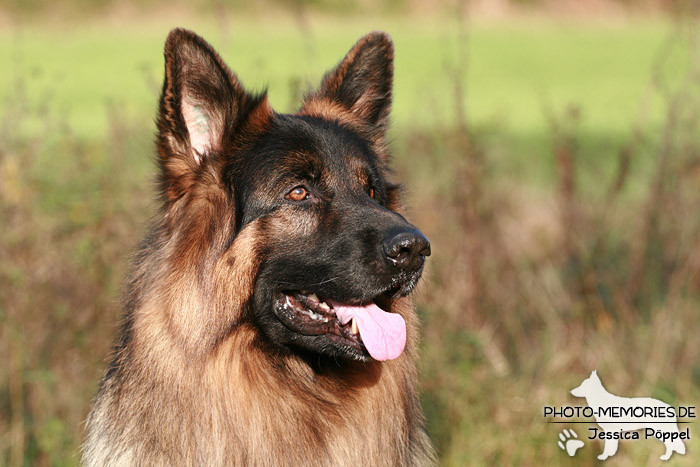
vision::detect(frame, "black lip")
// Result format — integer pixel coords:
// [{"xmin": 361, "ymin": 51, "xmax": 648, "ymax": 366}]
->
[{"xmin": 272, "ymin": 291, "xmax": 367, "ymax": 356}]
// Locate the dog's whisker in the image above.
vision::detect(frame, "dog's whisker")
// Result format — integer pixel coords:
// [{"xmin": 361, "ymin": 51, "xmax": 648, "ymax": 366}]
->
[{"xmin": 277, "ymin": 276, "xmax": 340, "ymax": 288}]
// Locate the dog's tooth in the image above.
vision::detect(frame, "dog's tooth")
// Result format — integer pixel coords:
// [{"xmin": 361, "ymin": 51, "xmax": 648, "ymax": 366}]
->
[
  {"xmin": 351, "ymin": 317, "xmax": 359, "ymax": 335},
  {"xmin": 318, "ymin": 302, "xmax": 330, "ymax": 312},
  {"xmin": 307, "ymin": 293, "xmax": 319, "ymax": 303}
]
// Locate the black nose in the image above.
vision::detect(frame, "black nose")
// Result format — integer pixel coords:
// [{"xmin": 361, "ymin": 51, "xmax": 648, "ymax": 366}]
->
[{"xmin": 383, "ymin": 229, "xmax": 431, "ymax": 272}]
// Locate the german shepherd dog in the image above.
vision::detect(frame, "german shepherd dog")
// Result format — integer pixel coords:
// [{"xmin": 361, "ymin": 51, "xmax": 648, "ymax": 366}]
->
[{"xmin": 83, "ymin": 28, "xmax": 435, "ymax": 465}]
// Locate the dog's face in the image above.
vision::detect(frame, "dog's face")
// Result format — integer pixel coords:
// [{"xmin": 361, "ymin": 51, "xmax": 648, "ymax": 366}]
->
[
  {"xmin": 157, "ymin": 29, "xmax": 429, "ymax": 362},
  {"xmin": 235, "ymin": 116, "xmax": 430, "ymax": 362}
]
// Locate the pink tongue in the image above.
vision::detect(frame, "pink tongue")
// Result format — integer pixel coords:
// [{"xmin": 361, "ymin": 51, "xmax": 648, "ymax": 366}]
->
[{"xmin": 328, "ymin": 300, "xmax": 406, "ymax": 361}]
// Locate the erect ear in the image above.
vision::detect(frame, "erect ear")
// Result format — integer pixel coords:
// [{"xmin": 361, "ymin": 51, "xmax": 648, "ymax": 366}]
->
[
  {"xmin": 301, "ymin": 31, "xmax": 393, "ymax": 137},
  {"xmin": 157, "ymin": 28, "xmax": 271, "ymax": 201}
]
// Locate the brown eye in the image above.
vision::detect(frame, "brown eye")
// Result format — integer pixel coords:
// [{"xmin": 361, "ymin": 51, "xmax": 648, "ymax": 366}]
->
[
  {"xmin": 286, "ymin": 186, "xmax": 309, "ymax": 201},
  {"xmin": 369, "ymin": 188, "xmax": 375, "ymax": 199}
]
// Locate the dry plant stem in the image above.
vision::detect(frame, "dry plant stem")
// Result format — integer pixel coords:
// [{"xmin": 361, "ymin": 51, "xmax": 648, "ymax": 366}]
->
[
  {"xmin": 9, "ymin": 342, "xmax": 25, "ymax": 467},
  {"xmin": 453, "ymin": 0, "xmax": 484, "ymax": 326}
]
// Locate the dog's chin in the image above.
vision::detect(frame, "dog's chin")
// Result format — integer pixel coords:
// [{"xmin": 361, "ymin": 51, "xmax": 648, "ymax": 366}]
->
[{"xmin": 388, "ymin": 268, "xmax": 423, "ymax": 298}]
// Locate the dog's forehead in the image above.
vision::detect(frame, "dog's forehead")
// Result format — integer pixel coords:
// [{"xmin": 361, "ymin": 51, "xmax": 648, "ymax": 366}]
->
[
  {"xmin": 239, "ymin": 115, "xmax": 379, "ymax": 181},
  {"xmin": 282, "ymin": 115, "xmax": 375, "ymax": 167}
]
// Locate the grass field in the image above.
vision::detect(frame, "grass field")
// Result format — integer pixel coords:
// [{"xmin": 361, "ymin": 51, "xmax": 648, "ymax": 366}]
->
[
  {"xmin": 1, "ymin": 8, "xmax": 699, "ymax": 466},
  {"xmin": 0, "ymin": 14, "xmax": 679, "ymax": 192},
  {"xmin": 0, "ymin": 16, "xmax": 674, "ymax": 134}
]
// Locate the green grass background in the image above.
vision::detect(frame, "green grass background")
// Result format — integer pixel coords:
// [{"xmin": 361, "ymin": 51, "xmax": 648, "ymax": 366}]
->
[
  {"xmin": 0, "ymin": 17, "xmax": 673, "ymax": 137},
  {"xmin": 1, "ymin": 5, "xmax": 699, "ymax": 466}
]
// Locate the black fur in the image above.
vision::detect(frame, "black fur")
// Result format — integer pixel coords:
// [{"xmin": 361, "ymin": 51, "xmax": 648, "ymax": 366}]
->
[{"xmin": 229, "ymin": 114, "xmax": 429, "ymax": 360}]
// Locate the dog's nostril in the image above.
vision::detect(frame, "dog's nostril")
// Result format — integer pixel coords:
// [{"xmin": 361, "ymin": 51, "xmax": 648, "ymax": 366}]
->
[
  {"xmin": 383, "ymin": 230, "xmax": 431, "ymax": 271},
  {"xmin": 420, "ymin": 244, "xmax": 431, "ymax": 258}
]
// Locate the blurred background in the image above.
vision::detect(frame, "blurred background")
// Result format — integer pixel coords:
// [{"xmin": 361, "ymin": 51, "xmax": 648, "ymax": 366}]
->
[{"xmin": 1, "ymin": 0, "xmax": 699, "ymax": 465}]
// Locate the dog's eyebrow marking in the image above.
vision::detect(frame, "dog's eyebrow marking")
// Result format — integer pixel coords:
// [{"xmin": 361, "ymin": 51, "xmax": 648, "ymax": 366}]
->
[
  {"xmin": 355, "ymin": 167, "xmax": 370, "ymax": 186},
  {"xmin": 343, "ymin": 149, "xmax": 377, "ymax": 185},
  {"xmin": 270, "ymin": 153, "xmax": 325, "ymax": 187}
]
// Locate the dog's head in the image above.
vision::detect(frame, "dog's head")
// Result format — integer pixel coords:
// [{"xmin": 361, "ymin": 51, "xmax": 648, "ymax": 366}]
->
[{"xmin": 156, "ymin": 29, "xmax": 429, "ymax": 362}]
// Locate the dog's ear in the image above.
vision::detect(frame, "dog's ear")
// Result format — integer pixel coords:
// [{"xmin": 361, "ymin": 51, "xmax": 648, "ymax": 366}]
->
[
  {"xmin": 301, "ymin": 31, "xmax": 393, "ymax": 138},
  {"xmin": 157, "ymin": 28, "xmax": 271, "ymax": 201}
]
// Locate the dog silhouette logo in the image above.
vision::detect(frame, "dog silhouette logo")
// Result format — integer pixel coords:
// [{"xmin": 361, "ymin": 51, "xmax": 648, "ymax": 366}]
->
[{"xmin": 570, "ymin": 370, "xmax": 686, "ymax": 461}]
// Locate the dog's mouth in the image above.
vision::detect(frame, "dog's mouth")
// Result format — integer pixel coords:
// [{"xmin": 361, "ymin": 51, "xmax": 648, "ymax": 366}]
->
[{"xmin": 273, "ymin": 291, "xmax": 406, "ymax": 361}]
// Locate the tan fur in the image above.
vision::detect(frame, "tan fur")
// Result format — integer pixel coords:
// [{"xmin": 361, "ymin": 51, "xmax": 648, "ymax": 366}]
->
[
  {"xmin": 83, "ymin": 186, "xmax": 434, "ymax": 465},
  {"xmin": 298, "ymin": 98, "xmax": 367, "ymax": 129},
  {"xmin": 83, "ymin": 29, "xmax": 435, "ymax": 466}
]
